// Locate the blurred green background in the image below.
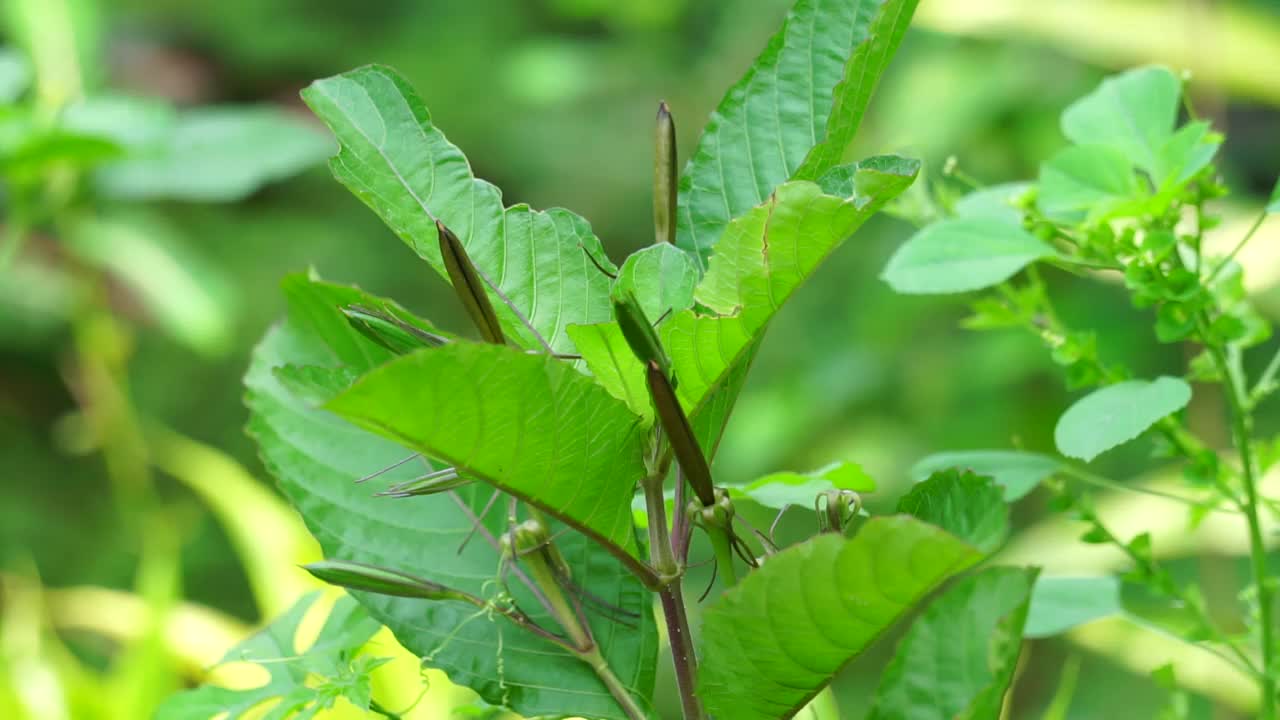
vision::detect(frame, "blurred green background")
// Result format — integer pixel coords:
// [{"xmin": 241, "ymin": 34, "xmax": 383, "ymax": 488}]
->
[{"xmin": 2, "ymin": 0, "xmax": 1279, "ymax": 718}]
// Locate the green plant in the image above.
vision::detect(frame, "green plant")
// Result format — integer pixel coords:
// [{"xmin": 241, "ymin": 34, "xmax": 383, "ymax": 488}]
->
[
  {"xmin": 888, "ymin": 66, "xmax": 1280, "ymax": 717},
  {"xmin": 158, "ymin": 1, "xmax": 1069, "ymax": 718}
]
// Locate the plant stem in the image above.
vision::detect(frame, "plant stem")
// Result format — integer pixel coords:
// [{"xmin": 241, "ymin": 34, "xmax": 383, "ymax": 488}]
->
[
  {"xmin": 659, "ymin": 584, "xmax": 705, "ymax": 720},
  {"xmin": 580, "ymin": 647, "xmax": 648, "ymax": 720},
  {"xmin": 641, "ymin": 473, "xmax": 705, "ymax": 719},
  {"xmin": 706, "ymin": 526, "xmax": 739, "ymax": 587},
  {"xmin": 1205, "ymin": 209, "xmax": 1267, "ymax": 285},
  {"xmin": 1206, "ymin": 340, "xmax": 1276, "ymax": 716}
]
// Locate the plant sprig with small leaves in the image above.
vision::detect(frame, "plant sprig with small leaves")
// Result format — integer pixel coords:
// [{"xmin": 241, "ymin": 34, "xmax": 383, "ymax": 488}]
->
[{"xmin": 891, "ymin": 66, "xmax": 1280, "ymax": 717}]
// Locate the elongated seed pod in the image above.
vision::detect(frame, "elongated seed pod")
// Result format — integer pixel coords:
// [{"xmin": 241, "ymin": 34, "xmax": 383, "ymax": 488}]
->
[
  {"xmin": 342, "ymin": 304, "xmax": 449, "ymax": 355},
  {"xmin": 613, "ymin": 289, "xmax": 672, "ymax": 380},
  {"xmin": 646, "ymin": 360, "xmax": 715, "ymax": 506},
  {"xmin": 437, "ymin": 219, "xmax": 505, "ymax": 345},
  {"xmin": 304, "ymin": 559, "xmax": 471, "ymax": 602},
  {"xmin": 654, "ymin": 102, "xmax": 677, "ymax": 246},
  {"xmin": 375, "ymin": 467, "xmax": 469, "ymax": 497}
]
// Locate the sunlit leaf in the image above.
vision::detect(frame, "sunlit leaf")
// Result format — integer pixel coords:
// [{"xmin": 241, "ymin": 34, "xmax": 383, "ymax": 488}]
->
[
  {"xmin": 910, "ymin": 450, "xmax": 1062, "ymax": 501},
  {"xmin": 882, "ymin": 215, "xmax": 1058, "ymax": 294},
  {"xmin": 697, "ymin": 516, "xmax": 984, "ymax": 720},
  {"xmin": 868, "ymin": 567, "xmax": 1038, "ymax": 720},
  {"xmin": 1054, "ymin": 377, "xmax": 1192, "ymax": 461},
  {"xmin": 676, "ymin": 0, "xmax": 920, "ymax": 266}
]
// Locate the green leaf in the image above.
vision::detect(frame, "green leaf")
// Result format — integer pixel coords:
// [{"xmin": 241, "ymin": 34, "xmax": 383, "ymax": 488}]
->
[
  {"xmin": 882, "ymin": 215, "xmax": 1058, "ymax": 294},
  {"xmin": 910, "ymin": 450, "xmax": 1062, "ymax": 501},
  {"xmin": 93, "ymin": 106, "xmax": 331, "ymax": 202},
  {"xmin": 245, "ymin": 292, "xmax": 657, "ymax": 719},
  {"xmin": 730, "ymin": 461, "xmax": 876, "ymax": 510},
  {"xmin": 155, "ymin": 592, "xmax": 386, "ymax": 720},
  {"xmin": 1054, "ymin": 377, "xmax": 1192, "ymax": 461},
  {"xmin": 327, "ymin": 343, "xmax": 648, "ymax": 561},
  {"xmin": 867, "ymin": 567, "xmax": 1038, "ymax": 720},
  {"xmin": 612, "ymin": 243, "xmax": 698, "ymax": 325},
  {"xmin": 895, "ymin": 469, "xmax": 1009, "ymax": 554},
  {"xmin": 302, "ymin": 65, "xmax": 616, "ymax": 354},
  {"xmin": 1154, "ymin": 121, "xmax": 1220, "ymax": 189},
  {"xmin": 1024, "ymin": 576, "xmax": 1123, "ymax": 638},
  {"xmin": 63, "ymin": 211, "xmax": 234, "ymax": 356},
  {"xmin": 672, "ymin": 162, "xmax": 918, "ymax": 431},
  {"xmin": 1267, "ymin": 177, "xmax": 1279, "ymax": 214},
  {"xmin": 1037, "ymin": 144, "xmax": 1142, "ymax": 222},
  {"xmin": 573, "ymin": 162, "xmax": 916, "ymax": 452},
  {"xmin": 697, "ymin": 516, "xmax": 984, "ymax": 720},
  {"xmin": 676, "ymin": 0, "xmax": 920, "ymax": 266},
  {"xmin": 1060, "ymin": 66, "xmax": 1180, "ymax": 176}
]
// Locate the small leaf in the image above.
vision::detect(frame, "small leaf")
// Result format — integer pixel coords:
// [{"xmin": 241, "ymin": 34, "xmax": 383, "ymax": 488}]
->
[
  {"xmin": 1054, "ymin": 377, "xmax": 1192, "ymax": 461},
  {"xmin": 1060, "ymin": 66, "xmax": 1180, "ymax": 176},
  {"xmin": 867, "ymin": 567, "xmax": 1038, "ymax": 720},
  {"xmin": 697, "ymin": 516, "xmax": 984, "ymax": 720},
  {"xmin": 895, "ymin": 469, "xmax": 1009, "ymax": 554},
  {"xmin": 1154, "ymin": 121, "xmax": 1220, "ymax": 189},
  {"xmin": 613, "ymin": 243, "xmax": 698, "ymax": 324},
  {"xmin": 881, "ymin": 216, "xmax": 1057, "ymax": 294},
  {"xmin": 910, "ymin": 450, "xmax": 1061, "ymax": 501},
  {"xmin": 730, "ymin": 461, "xmax": 875, "ymax": 510},
  {"xmin": 1037, "ymin": 144, "xmax": 1142, "ymax": 222},
  {"xmin": 1024, "ymin": 576, "xmax": 1123, "ymax": 638}
]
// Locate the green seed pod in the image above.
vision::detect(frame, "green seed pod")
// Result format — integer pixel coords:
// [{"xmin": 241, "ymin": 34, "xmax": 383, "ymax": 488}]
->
[
  {"xmin": 647, "ymin": 360, "xmax": 714, "ymax": 506},
  {"xmin": 303, "ymin": 559, "xmax": 467, "ymax": 601},
  {"xmin": 342, "ymin": 304, "xmax": 449, "ymax": 355},
  {"xmin": 815, "ymin": 489, "xmax": 861, "ymax": 533},
  {"xmin": 375, "ymin": 467, "xmax": 469, "ymax": 497},
  {"xmin": 506, "ymin": 519, "xmax": 573, "ymax": 580},
  {"xmin": 696, "ymin": 487, "xmax": 735, "ymax": 529},
  {"xmin": 613, "ymin": 289, "xmax": 671, "ymax": 380},
  {"xmin": 654, "ymin": 102, "xmax": 677, "ymax": 246},
  {"xmin": 437, "ymin": 219, "xmax": 505, "ymax": 345}
]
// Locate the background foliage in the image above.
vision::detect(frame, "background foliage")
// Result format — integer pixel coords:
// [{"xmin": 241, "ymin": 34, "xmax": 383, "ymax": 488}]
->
[{"xmin": 2, "ymin": 0, "xmax": 1279, "ymax": 718}]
